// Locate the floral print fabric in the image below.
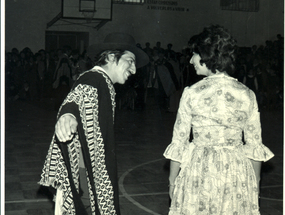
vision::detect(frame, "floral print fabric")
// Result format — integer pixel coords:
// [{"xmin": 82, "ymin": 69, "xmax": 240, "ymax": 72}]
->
[{"xmin": 163, "ymin": 73, "xmax": 274, "ymax": 215}]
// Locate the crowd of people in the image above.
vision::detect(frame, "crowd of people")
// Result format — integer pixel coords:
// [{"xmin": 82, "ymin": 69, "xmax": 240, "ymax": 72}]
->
[
  {"xmin": 235, "ymin": 34, "xmax": 284, "ymax": 110},
  {"xmin": 5, "ymin": 33, "xmax": 283, "ymax": 111},
  {"xmin": 5, "ymin": 28, "xmax": 281, "ymax": 215},
  {"xmin": 5, "ymin": 46, "xmax": 94, "ymax": 110}
]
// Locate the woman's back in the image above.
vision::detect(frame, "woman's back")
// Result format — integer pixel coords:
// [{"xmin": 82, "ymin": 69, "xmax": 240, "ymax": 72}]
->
[
  {"xmin": 186, "ymin": 74, "xmax": 254, "ymax": 147},
  {"xmin": 164, "ymin": 25, "xmax": 274, "ymax": 215}
]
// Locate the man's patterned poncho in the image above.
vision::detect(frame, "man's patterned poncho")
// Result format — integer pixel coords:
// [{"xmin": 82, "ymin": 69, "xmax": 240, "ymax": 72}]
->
[{"xmin": 39, "ymin": 66, "xmax": 120, "ymax": 215}]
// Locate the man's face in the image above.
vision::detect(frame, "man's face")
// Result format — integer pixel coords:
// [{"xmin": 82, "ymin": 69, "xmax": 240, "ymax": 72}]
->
[{"xmin": 112, "ymin": 51, "xmax": 136, "ymax": 84}]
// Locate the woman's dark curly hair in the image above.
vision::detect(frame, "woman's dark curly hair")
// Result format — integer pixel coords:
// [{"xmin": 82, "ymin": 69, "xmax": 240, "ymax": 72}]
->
[{"xmin": 188, "ymin": 25, "xmax": 237, "ymax": 75}]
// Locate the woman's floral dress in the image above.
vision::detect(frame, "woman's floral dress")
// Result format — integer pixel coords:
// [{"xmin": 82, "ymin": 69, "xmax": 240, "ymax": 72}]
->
[{"xmin": 163, "ymin": 73, "xmax": 274, "ymax": 215}]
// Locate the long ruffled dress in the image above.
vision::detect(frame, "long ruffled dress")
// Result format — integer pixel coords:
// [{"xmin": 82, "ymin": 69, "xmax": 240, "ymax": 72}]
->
[{"xmin": 163, "ymin": 73, "xmax": 274, "ymax": 215}]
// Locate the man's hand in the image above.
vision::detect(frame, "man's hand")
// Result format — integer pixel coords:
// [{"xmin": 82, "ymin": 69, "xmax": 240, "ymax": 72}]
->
[{"xmin": 55, "ymin": 114, "xmax": 78, "ymax": 142}]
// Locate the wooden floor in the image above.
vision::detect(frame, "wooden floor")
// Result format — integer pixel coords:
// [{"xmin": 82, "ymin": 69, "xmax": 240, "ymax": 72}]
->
[{"xmin": 5, "ymin": 89, "xmax": 283, "ymax": 214}]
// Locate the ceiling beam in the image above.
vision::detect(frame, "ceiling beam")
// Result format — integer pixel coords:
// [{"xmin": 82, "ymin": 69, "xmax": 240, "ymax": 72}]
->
[{"xmin": 47, "ymin": 12, "xmax": 63, "ymax": 29}]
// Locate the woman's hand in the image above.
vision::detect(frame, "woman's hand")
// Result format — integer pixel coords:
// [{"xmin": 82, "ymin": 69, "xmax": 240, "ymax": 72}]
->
[
  {"xmin": 169, "ymin": 160, "xmax": 180, "ymax": 199},
  {"xmin": 169, "ymin": 184, "xmax": 175, "ymax": 200},
  {"xmin": 250, "ymin": 159, "xmax": 261, "ymax": 195}
]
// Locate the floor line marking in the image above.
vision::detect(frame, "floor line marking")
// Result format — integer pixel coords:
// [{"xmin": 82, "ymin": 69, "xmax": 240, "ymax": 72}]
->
[
  {"xmin": 260, "ymin": 197, "xmax": 283, "ymax": 202},
  {"xmin": 6, "ymin": 192, "xmax": 282, "ymax": 205},
  {"xmin": 5, "ymin": 199, "xmax": 50, "ymax": 204},
  {"xmin": 118, "ymin": 157, "xmax": 283, "ymax": 215},
  {"xmin": 7, "ymin": 160, "xmax": 282, "ymax": 207},
  {"xmin": 5, "ymin": 192, "xmax": 170, "ymax": 205},
  {"xmin": 121, "ymin": 192, "xmax": 168, "ymax": 197},
  {"xmin": 261, "ymin": 185, "xmax": 283, "ymax": 188},
  {"xmin": 119, "ymin": 158, "xmax": 165, "ymax": 215}
]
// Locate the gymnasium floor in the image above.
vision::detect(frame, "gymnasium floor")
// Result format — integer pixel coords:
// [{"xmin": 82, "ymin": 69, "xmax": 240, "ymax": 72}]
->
[{"xmin": 5, "ymin": 89, "xmax": 283, "ymax": 214}]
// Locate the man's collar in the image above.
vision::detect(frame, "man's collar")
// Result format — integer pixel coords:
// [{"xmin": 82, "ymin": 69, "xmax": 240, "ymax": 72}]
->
[{"xmin": 91, "ymin": 66, "xmax": 113, "ymax": 82}]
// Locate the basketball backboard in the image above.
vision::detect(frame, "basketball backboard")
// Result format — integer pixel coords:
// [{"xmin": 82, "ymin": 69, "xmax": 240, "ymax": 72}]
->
[{"xmin": 62, "ymin": 0, "xmax": 112, "ymax": 20}]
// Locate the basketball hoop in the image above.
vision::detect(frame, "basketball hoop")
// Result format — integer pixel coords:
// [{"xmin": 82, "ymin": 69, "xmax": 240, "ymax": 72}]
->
[{"xmin": 82, "ymin": 11, "xmax": 95, "ymax": 23}]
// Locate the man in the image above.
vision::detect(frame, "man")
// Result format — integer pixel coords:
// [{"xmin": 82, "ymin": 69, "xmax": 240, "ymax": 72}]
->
[{"xmin": 39, "ymin": 33, "xmax": 149, "ymax": 215}]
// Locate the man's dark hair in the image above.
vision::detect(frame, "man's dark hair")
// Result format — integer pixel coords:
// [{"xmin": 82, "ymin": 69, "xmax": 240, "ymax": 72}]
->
[{"xmin": 94, "ymin": 50, "xmax": 126, "ymax": 66}]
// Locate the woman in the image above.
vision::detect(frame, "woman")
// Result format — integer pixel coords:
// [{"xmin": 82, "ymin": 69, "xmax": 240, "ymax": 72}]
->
[{"xmin": 163, "ymin": 25, "xmax": 274, "ymax": 214}]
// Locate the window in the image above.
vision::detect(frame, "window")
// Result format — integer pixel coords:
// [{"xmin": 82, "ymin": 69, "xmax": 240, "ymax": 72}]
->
[
  {"xmin": 221, "ymin": 0, "xmax": 259, "ymax": 12},
  {"xmin": 113, "ymin": 0, "xmax": 144, "ymax": 4}
]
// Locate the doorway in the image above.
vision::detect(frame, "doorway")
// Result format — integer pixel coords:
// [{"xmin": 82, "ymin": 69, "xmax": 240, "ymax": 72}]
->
[{"xmin": 45, "ymin": 31, "xmax": 89, "ymax": 54}]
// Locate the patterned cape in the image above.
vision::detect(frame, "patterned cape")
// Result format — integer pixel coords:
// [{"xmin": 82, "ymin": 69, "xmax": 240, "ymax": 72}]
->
[{"xmin": 39, "ymin": 67, "xmax": 120, "ymax": 215}]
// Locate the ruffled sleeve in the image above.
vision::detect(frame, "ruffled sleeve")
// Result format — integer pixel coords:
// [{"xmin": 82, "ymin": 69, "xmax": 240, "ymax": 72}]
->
[
  {"xmin": 163, "ymin": 87, "xmax": 192, "ymax": 163},
  {"xmin": 241, "ymin": 92, "xmax": 274, "ymax": 161}
]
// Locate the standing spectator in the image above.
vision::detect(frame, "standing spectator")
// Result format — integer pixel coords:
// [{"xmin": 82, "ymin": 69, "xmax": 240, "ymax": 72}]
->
[
  {"xmin": 265, "ymin": 62, "xmax": 280, "ymax": 110},
  {"xmin": 78, "ymin": 50, "xmax": 93, "ymax": 75},
  {"xmin": 44, "ymin": 51, "xmax": 57, "ymax": 98},
  {"xmin": 143, "ymin": 42, "xmax": 155, "ymax": 88},
  {"xmin": 70, "ymin": 49, "xmax": 81, "ymax": 81},
  {"xmin": 11, "ymin": 47, "xmax": 19, "ymax": 56},
  {"xmin": 11, "ymin": 59, "xmax": 23, "ymax": 100},
  {"xmin": 53, "ymin": 46, "xmax": 73, "ymax": 89},
  {"xmin": 35, "ymin": 52, "xmax": 46, "ymax": 100},
  {"xmin": 153, "ymin": 41, "xmax": 165, "ymax": 56},
  {"xmin": 153, "ymin": 52, "xmax": 179, "ymax": 109},
  {"xmin": 243, "ymin": 67, "xmax": 258, "ymax": 94},
  {"xmin": 165, "ymin": 43, "xmax": 176, "ymax": 60},
  {"xmin": 52, "ymin": 46, "xmax": 73, "ymax": 108},
  {"xmin": 25, "ymin": 56, "xmax": 38, "ymax": 101},
  {"xmin": 168, "ymin": 52, "xmax": 182, "ymax": 112},
  {"xmin": 143, "ymin": 42, "xmax": 153, "ymax": 58}
]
